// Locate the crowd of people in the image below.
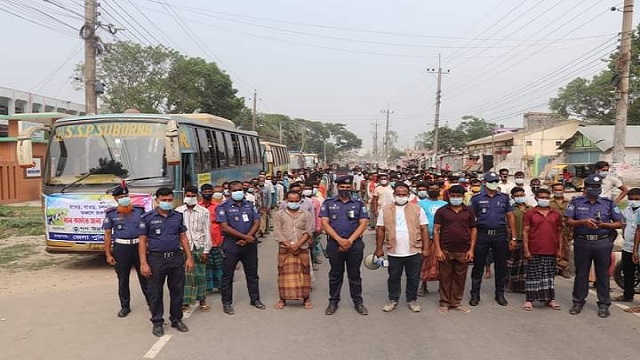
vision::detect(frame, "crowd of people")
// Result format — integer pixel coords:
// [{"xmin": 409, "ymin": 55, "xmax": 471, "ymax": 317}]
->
[{"xmin": 102, "ymin": 160, "xmax": 639, "ymax": 337}]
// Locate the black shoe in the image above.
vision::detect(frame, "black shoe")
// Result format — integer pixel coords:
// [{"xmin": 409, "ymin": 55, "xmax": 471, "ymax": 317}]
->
[
  {"xmin": 171, "ymin": 320, "xmax": 189, "ymax": 332},
  {"xmin": 569, "ymin": 303, "xmax": 583, "ymax": 315},
  {"xmin": 223, "ymin": 304, "xmax": 235, "ymax": 315},
  {"xmin": 117, "ymin": 307, "xmax": 131, "ymax": 318},
  {"xmin": 495, "ymin": 294, "xmax": 508, "ymax": 306},
  {"xmin": 469, "ymin": 296, "xmax": 480, "ymax": 306},
  {"xmin": 354, "ymin": 304, "xmax": 368, "ymax": 315},
  {"xmin": 251, "ymin": 300, "xmax": 266, "ymax": 310},
  {"xmin": 152, "ymin": 324, "xmax": 164, "ymax": 337},
  {"xmin": 325, "ymin": 303, "xmax": 338, "ymax": 315},
  {"xmin": 597, "ymin": 305, "xmax": 610, "ymax": 318}
]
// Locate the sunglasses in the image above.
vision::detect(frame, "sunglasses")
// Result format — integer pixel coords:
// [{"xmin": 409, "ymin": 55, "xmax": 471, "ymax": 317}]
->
[{"xmin": 487, "ymin": 180, "xmax": 499, "ymax": 183}]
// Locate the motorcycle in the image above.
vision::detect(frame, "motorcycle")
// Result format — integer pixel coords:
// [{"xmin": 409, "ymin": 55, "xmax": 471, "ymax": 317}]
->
[{"xmin": 613, "ymin": 258, "xmax": 640, "ymax": 294}]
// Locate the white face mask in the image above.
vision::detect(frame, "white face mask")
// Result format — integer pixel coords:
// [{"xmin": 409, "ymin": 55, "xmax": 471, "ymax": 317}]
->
[
  {"xmin": 380, "ymin": 179, "xmax": 388, "ymax": 185},
  {"xmin": 514, "ymin": 178, "xmax": 524, "ymax": 185},
  {"xmin": 302, "ymin": 189, "xmax": 313, "ymax": 197},
  {"xmin": 395, "ymin": 196, "xmax": 409, "ymax": 205},
  {"xmin": 184, "ymin": 196, "xmax": 197, "ymax": 206},
  {"xmin": 485, "ymin": 182, "xmax": 499, "ymax": 191}
]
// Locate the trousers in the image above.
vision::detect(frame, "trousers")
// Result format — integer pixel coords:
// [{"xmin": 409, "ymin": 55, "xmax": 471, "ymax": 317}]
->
[
  {"xmin": 113, "ymin": 243, "xmax": 149, "ymax": 309},
  {"xmin": 327, "ymin": 238, "xmax": 364, "ymax": 305},
  {"xmin": 471, "ymin": 233, "xmax": 508, "ymax": 297},
  {"xmin": 439, "ymin": 251, "xmax": 469, "ymax": 307},
  {"xmin": 147, "ymin": 253, "xmax": 185, "ymax": 325},
  {"xmin": 221, "ymin": 242, "xmax": 260, "ymax": 305},
  {"xmin": 387, "ymin": 253, "xmax": 422, "ymax": 302},
  {"xmin": 573, "ymin": 237, "xmax": 613, "ymax": 306},
  {"xmin": 620, "ymin": 250, "xmax": 637, "ymax": 300}
]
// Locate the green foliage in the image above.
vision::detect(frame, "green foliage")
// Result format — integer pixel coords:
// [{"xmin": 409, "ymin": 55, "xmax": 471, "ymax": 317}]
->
[
  {"xmin": 549, "ymin": 25, "xmax": 640, "ymax": 125},
  {"xmin": 414, "ymin": 115, "xmax": 495, "ymax": 152},
  {"xmin": 0, "ymin": 206, "xmax": 45, "ymax": 239}
]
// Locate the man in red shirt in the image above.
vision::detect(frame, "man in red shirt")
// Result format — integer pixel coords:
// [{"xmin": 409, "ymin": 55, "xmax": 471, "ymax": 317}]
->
[
  {"xmin": 522, "ymin": 188, "xmax": 563, "ymax": 311},
  {"xmin": 199, "ymin": 184, "xmax": 225, "ymax": 293}
]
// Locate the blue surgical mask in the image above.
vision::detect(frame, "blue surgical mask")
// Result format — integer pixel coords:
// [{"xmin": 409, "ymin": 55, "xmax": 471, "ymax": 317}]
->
[
  {"xmin": 247, "ymin": 188, "xmax": 255, "ymax": 193},
  {"xmin": 485, "ymin": 182, "xmax": 499, "ymax": 191},
  {"xmin": 417, "ymin": 190, "xmax": 428, "ymax": 199},
  {"xmin": 231, "ymin": 191, "xmax": 245, "ymax": 201},
  {"xmin": 158, "ymin": 201, "xmax": 173, "ymax": 211},
  {"xmin": 287, "ymin": 202, "xmax": 301, "ymax": 210},
  {"xmin": 599, "ymin": 171, "xmax": 609, "ymax": 178},
  {"xmin": 312, "ymin": 188, "xmax": 319, "ymax": 196},
  {"xmin": 629, "ymin": 200, "xmax": 640, "ymax": 209},
  {"xmin": 514, "ymin": 197, "xmax": 526, "ymax": 204},
  {"xmin": 449, "ymin": 198, "xmax": 463, "ymax": 206},
  {"xmin": 117, "ymin": 197, "xmax": 131, "ymax": 207},
  {"xmin": 537, "ymin": 199, "xmax": 550, "ymax": 207},
  {"xmin": 586, "ymin": 187, "xmax": 602, "ymax": 197}
]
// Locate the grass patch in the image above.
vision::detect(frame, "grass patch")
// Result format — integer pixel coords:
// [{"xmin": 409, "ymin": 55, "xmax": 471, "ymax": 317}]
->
[
  {"xmin": 0, "ymin": 205, "xmax": 45, "ymax": 239},
  {"xmin": 0, "ymin": 243, "xmax": 32, "ymax": 265}
]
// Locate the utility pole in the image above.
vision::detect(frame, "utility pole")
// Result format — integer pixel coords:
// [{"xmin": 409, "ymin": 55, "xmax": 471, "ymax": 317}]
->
[
  {"xmin": 381, "ymin": 106, "xmax": 394, "ymax": 167},
  {"xmin": 83, "ymin": 0, "xmax": 97, "ymax": 114},
  {"xmin": 427, "ymin": 54, "xmax": 450, "ymax": 169},
  {"xmin": 372, "ymin": 120, "xmax": 379, "ymax": 163},
  {"xmin": 279, "ymin": 120, "xmax": 283, "ymax": 143},
  {"xmin": 612, "ymin": 0, "xmax": 634, "ymax": 165},
  {"xmin": 252, "ymin": 89, "xmax": 257, "ymax": 131}
]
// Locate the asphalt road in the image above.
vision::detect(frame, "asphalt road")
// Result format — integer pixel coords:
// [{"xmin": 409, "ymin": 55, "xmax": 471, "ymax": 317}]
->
[{"xmin": 1, "ymin": 231, "xmax": 639, "ymax": 360}]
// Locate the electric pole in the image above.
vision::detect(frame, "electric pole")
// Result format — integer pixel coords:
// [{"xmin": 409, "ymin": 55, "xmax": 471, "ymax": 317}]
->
[
  {"xmin": 612, "ymin": 0, "xmax": 634, "ymax": 165},
  {"xmin": 279, "ymin": 120, "xmax": 283, "ymax": 143},
  {"xmin": 252, "ymin": 89, "xmax": 257, "ymax": 131},
  {"xmin": 372, "ymin": 120, "xmax": 379, "ymax": 163},
  {"xmin": 427, "ymin": 54, "xmax": 450, "ymax": 169},
  {"xmin": 83, "ymin": 0, "xmax": 97, "ymax": 114},
  {"xmin": 381, "ymin": 106, "xmax": 394, "ymax": 167}
]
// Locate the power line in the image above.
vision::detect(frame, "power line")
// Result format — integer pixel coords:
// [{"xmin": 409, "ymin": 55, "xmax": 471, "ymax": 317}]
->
[
  {"xmin": 109, "ymin": 0, "xmax": 164, "ymax": 45},
  {"xmin": 30, "ymin": 43, "xmax": 83, "ymax": 93},
  {"xmin": 0, "ymin": 2, "xmax": 76, "ymax": 37},
  {"xmin": 100, "ymin": 1, "xmax": 151, "ymax": 45}
]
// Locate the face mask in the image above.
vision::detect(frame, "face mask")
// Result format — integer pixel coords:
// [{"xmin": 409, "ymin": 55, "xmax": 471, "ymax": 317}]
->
[
  {"xmin": 586, "ymin": 187, "xmax": 602, "ymax": 197},
  {"xmin": 158, "ymin": 201, "xmax": 173, "ymax": 211},
  {"xmin": 395, "ymin": 196, "xmax": 409, "ymax": 205},
  {"xmin": 184, "ymin": 196, "xmax": 197, "ymax": 206},
  {"xmin": 458, "ymin": 178, "xmax": 465, "ymax": 183},
  {"xmin": 514, "ymin": 178, "xmax": 524, "ymax": 185},
  {"xmin": 537, "ymin": 199, "xmax": 550, "ymax": 207},
  {"xmin": 202, "ymin": 193, "xmax": 213, "ymax": 201},
  {"xmin": 514, "ymin": 197, "xmax": 526, "ymax": 204},
  {"xmin": 428, "ymin": 190, "xmax": 440, "ymax": 199},
  {"xmin": 223, "ymin": 189, "xmax": 230, "ymax": 197},
  {"xmin": 312, "ymin": 188, "xmax": 319, "ymax": 196},
  {"xmin": 302, "ymin": 189, "xmax": 313, "ymax": 197},
  {"xmin": 117, "ymin": 197, "xmax": 131, "ymax": 207},
  {"xmin": 410, "ymin": 187, "xmax": 417, "ymax": 194},
  {"xmin": 287, "ymin": 202, "xmax": 301, "ymax": 210},
  {"xmin": 599, "ymin": 171, "xmax": 608, "ymax": 178},
  {"xmin": 629, "ymin": 200, "xmax": 640, "ymax": 208},
  {"xmin": 553, "ymin": 191, "xmax": 564, "ymax": 198},
  {"xmin": 471, "ymin": 186, "xmax": 481, "ymax": 193},
  {"xmin": 247, "ymin": 188, "xmax": 255, "ymax": 193},
  {"xmin": 485, "ymin": 182, "xmax": 499, "ymax": 191},
  {"xmin": 449, "ymin": 198, "xmax": 463, "ymax": 206},
  {"xmin": 418, "ymin": 190, "xmax": 428, "ymax": 199},
  {"xmin": 380, "ymin": 180, "xmax": 388, "ymax": 185},
  {"xmin": 212, "ymin": 192, "xmax": 223, "ymax": 200},
  {"xmin": 338, "ymin": 190, "xmax": 351, "ymax": 198},
  {"xmin": 231, "ymin": 191, "xmax": 245, "ymax": 201},
  {"xmin": 390, "ymin": 181, "xmax": 397, "ymax": 187}
]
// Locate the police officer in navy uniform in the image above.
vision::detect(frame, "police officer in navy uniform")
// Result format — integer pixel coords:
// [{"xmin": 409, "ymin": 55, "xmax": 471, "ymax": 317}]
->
[
  {"xmin": 469, "ymin": 171, "xmax": 517, "ymax": 307},
  {"xmin": 565, "ymin": 174, "xmax": 623, "ymax": 318},
  {"xmin": 139, "ymin": 187, "xmax": 194, "ymax": 337},
  {"xmin": 217, "ymin": 180, "xmax": 264, "ymax": 315},
  {"xmin": 320, "ymin": 175, "xmax": 370, "ymax": 315},
  {"xmin": 103, "ymin": 183, "xmax": 150, "ymax": 318}
]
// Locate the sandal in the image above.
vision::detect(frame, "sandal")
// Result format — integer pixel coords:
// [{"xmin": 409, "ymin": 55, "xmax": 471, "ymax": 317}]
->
[
  {"xmin": 438, "ymin": 306, "xmax": 449, "ymax": 314},
  {"xmin": 181, "ymin": 304, "xmax": 190, "ymax": 312},
  {"xmin": 275, "ymin": 300, "xmax": 286, "ymax": 310},
  {"xmin": 547, "ymin": 300, "xmax": 561, "ymax": 310},
  {"xmin": 199, "ymin": 304, "xmax": 211, "ymax": 312},
  {"xmin": 303, "ymin": 300, "xmax": 314, "ymax": 309},
  {"xmin": 624, "ymin": 306, "xmax": 640, "ymax": 313},
  {"xmin": 522, "ymin": 301, "xmax": 533, "ymax": 311},
  {"xmin": 450, "ymin": 305, "xmax": 471, "ymax": 314}
]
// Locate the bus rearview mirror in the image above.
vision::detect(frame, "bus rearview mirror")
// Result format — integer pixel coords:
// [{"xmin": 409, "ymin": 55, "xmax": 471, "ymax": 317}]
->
[
  {"xmin": 165, "ymin": 120, "xmax": 180, "ymax": 166},
  {"xmin": 17, "ymin": 138, "xmax": 34, "ymax": 168}
]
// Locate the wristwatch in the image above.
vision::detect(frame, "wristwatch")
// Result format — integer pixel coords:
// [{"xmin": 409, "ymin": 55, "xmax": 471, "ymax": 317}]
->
[{"xmin": 511, "ymin": 237, "xmax": 517, "ymax": 241}]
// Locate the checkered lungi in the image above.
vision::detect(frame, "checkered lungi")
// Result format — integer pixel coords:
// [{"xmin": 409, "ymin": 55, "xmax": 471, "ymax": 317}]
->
[
  {"xmin": 183, "ymin": 247, "xmax": 207, "ymax": 305},
  {"xmin": 205, "ymin": 246, "xmax": 224, "ymax": 292},
  {"xmin": 421, "ymin": 240, "xmax": 439, "ymax": 282},
  {"xmin": 506, "ymin": 242, "xmax": 527, "ymax": 293},
  {"xmin": 525, "ymin": 255, "xmax": 556, "ymax": 302},
  {"xmin": 277, "ymin": 247, "xmax": 311, "ymax": 300}
]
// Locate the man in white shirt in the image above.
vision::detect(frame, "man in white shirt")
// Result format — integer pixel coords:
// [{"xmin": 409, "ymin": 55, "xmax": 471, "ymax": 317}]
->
[
  {"xmin": 176, "ymin": 186, "xmax": 212, "ymax": 311},
  {"xmin": 374, "ymin": 183, "xmax": 429, "ymax": 313},
  {"xmin": 596, "ymin": 161, "xmax": 628, "ymax": 204},
  {"xmin": 372, "ymin": 174, "xmax": 395, "ymax": 218},
  {"xmin": 498, "ymin": 168, "xmax": 516, "ymax": 195}
]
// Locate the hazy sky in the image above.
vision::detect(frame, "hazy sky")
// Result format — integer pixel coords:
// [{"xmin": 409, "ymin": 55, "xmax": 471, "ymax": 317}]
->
[{"xmin": 0, "ymin": 0, "xmax": 628, "ymax": 150}]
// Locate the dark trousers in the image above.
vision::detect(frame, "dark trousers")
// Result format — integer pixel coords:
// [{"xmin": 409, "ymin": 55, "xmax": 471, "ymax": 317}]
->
[
  {"xmin": 573, "ymin": 238, "xmax": 613, "ymax": 306},
  {"xmin": 327, "ymin": 238, "xmax": 364, "ymax": 305},
  {"xmin": 147, "ymin": 253, "xmax": 185, "ymax": 325},
  {"xmin": 621, "ymin": 250, "xmax": 637, "ymax": 300},
  {"xmin": 220, "ymin": 243, "xmax": 260, "ymax": 305},
  {"xmin": 113, "ymin": 243, "xmax": 149, "ymax": 309},
  {"xmin": 471, "ymin": 233, "xmax": 508, "ymax": 297},
  {"xmin": 387, "ymin": 253, "xmax": 422, "ymax": 302}
]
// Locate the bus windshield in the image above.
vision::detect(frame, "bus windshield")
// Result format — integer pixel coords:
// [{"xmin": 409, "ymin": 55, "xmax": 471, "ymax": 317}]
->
[{"xmin": 46, "ymin": 121, "xmax": 167, "ymax": 186}]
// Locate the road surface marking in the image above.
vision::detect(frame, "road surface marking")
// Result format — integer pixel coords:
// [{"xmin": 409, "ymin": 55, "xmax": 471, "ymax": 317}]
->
[
  {"xmin": 141, "ymin": 303, "xmax": 199, "ymax": 358},
  {"xmin": 588, "ymin": 289, "xmax": 640, "ymax": 318}
]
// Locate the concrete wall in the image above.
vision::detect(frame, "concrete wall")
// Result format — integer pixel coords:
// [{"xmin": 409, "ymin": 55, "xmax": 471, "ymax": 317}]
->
[{"xmin": 0, "ymin": 140, "xmax": 47, "ymax": 204}]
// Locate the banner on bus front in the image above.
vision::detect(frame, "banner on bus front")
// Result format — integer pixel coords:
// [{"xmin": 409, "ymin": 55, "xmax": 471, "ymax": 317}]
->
[{"xmin": 44, "ymin": 193, "xmax": 153, "ymax": 242}]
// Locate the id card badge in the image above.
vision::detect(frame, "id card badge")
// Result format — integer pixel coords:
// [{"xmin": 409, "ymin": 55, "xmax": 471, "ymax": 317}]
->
[{"xmin": 242, "ymin": 214, "xmax": 250, "ymax": 222}]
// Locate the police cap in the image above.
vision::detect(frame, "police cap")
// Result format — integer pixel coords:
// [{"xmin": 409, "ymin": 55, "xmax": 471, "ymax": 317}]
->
[
  {"xmin": 334, "ymin": 175, "xmax": 354, "ymax": 184},
  {"xmin": 584, "ymin": 173, "xmax": 603, "ymax": 186},
  {"xmin": 483, "ymin": 171, "xmax": 500, "ymax": 182}
]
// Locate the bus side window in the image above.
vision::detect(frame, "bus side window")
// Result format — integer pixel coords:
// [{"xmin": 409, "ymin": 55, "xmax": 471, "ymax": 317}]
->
[
  {"xmin": 217, "ymin": 132, "xmax": 229, "ymax": 168},
  {"xmin": 196, "ymin": 128, "xmax": 212, "ymax": 172},
  {"xmin": 242, "ymin": 136, "xmax": 251, "ymax": 165},
  {"xmin": 226, "ymin": 133, "xmax": 239, "ymax": 167},
  {"xmin": 207, "ymin": 130, "xmax": 219, "ymax": 169},
  {"xmin": 252, "ymin": 137, "xmax": 261, "ymax": 163}
]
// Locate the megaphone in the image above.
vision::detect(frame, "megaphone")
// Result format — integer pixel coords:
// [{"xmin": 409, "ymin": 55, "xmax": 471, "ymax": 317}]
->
[{"xmin": 363, "ymin": 254, "xmax": 386, "ymax": 270}]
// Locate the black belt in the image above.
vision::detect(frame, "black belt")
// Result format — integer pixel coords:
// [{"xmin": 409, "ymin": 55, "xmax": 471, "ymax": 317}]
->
[
  {"xmin": 477, "ymin": 227, "xmax": 507, "ymax": 236},
  {"xmin": 148, "ymin": 250, "xmax": 182, "ymax": 258},
  {"xmin": 575, "ymin": 234, "xmax": 610, "ymax": 241}
]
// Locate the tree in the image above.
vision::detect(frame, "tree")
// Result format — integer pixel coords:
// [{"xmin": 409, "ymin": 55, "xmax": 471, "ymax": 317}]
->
[
  {"xmin": 415, "ymin": 126, "xmax": 468, "ymax": 153},
  {"xmin": 456, "ymin": 115, "xmax": 496, "ymax": 141}
]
